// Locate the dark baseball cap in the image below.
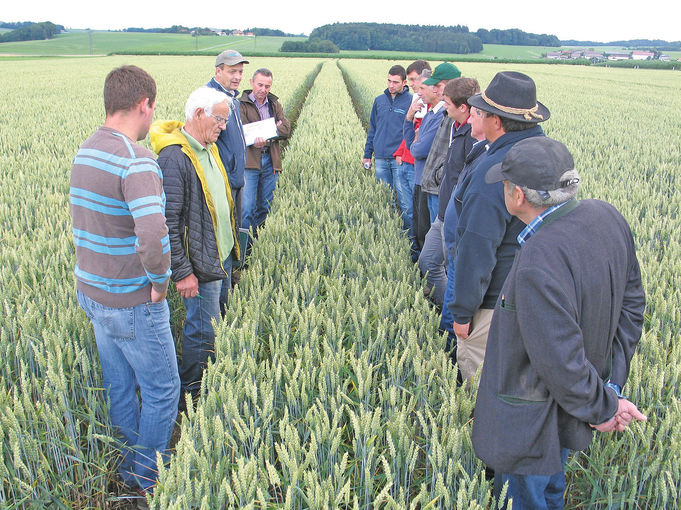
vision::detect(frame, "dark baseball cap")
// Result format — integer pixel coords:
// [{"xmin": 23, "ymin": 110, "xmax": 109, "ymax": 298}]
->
[{"xmin": 485, "ymin": 137, "xmax": 576, "ymax": 190}]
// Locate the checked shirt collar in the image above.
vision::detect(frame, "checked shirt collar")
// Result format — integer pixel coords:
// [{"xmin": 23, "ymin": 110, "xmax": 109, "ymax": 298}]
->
[{"xmin": 517, "ymin": 201, "xmax": 569, "ymax": 246}]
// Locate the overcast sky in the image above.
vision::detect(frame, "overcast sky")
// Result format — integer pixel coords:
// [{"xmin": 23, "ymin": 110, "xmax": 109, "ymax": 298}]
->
[{"xmin": 3, "ymin": 0, "xmax": 678, "ymax": 43}]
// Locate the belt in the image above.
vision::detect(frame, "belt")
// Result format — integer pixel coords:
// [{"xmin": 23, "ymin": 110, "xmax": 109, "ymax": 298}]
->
[{"xmin": 261, "ymin": 146, "xmax": 270, "ymax": 154}]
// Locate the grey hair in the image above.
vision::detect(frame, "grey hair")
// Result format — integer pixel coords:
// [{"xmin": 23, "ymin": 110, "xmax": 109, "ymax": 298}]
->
[
  {"xmin": 419, "ymin": 69, "xmax": 432, "ymax": 80},
  {"xmin": 519, "ymin": 169, "xmax": 581, "ymax": 208},
  {"xmin": 184, "ymin": 86, "xmax": 232, "ymax": 122},
  {"xmin": 253, "ymin": 68, "xmax": 273, "ymax": 79}
]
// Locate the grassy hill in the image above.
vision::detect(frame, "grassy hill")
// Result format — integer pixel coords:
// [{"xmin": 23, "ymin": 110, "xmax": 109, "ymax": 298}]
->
[
  {"xmin": 2, "ymin": 30, "xmax": 679, "ymax": 61},
  {"xmin": 0, "ymin": 29, "xmax": 304, "ymax": 55}
]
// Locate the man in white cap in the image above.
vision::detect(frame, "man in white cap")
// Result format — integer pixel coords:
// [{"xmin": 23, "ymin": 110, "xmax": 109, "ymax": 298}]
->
[{"xmin": 474, "ymin": 136, "xmax": 646, "ymax": 509}]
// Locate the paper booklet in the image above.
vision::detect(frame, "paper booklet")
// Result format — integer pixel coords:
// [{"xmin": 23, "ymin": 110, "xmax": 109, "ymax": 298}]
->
[{"xmin": 243, "ymin": 117, "xmax": 278, "ymax": 146}]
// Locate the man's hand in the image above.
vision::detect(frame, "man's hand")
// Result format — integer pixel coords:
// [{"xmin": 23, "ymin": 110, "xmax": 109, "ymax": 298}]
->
[
  {"xmin": 176, "ymin": 273, "xmax": 199, "ymax": 299},
  {"xmin": 362, "ymin": 158, "xmax": 372, "ymax": 170},
  {"xmin": 150, "ymin": 287, "xmax": 167, "ymax": 303},
  {"xmin": 406, "ymin": 99, "xmax": 422, "ymax": 121},
  {"xmin": 591, "ymin": 398, "xmax": 647, "ymax": 433},
  {"xmin": 254, "ymin": 137, "xmax": 267, "ymax": 148},
  {"xmin": 396, "ymin": 156, "xmax": 403, "ymax": 165},
  {"xmin": 454, "ymin": 321, "xmax": 471, "ymax": 340}
]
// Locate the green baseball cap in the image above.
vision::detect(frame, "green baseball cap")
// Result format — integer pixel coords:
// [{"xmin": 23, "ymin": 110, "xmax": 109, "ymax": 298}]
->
[{"xmin": 423, "ymin": 62, "xmax": 461, "ymax": 85}]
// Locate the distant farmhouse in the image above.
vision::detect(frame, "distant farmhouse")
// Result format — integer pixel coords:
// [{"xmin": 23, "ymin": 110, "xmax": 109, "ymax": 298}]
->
[
  {"xmin": 546, "ymin": 48, "xmax": 675, "ymax": 62},
  {"xmin": 632, "ymin": 50, "xmax": 655, "ymax": 60},
  {"xmin": 545, "ymin": 49, "xmax": 605, "ymax": 62}
]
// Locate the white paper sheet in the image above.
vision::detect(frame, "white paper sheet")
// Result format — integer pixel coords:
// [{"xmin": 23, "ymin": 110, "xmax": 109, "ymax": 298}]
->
[{"xmin": 242, "ymin": 117, "xmax": 278, "ymax": 146}]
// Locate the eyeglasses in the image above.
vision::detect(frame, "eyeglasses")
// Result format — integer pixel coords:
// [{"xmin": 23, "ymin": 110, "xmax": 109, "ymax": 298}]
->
[
  {"xmin": 471, "ymin": 108, "xmax": 486, "ymax": 118},
  {"xmin": 209, "ymin": 113, "xmax": 228, "ymax": 126},
  {"xmin": 204, "ymin": 108, "xmax": 228, "ymax": 126}
]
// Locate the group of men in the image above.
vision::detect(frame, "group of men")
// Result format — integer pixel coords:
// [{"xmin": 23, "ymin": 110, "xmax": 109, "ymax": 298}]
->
[
  {"xmin": 70, "ymin": 52, "xmax": 648, "ymax": 507},
  {"xmin": 364, "ymin": 62, "xmax": 647, "ymax": 508},
  {"xmin": 69, "ymin": 51, "xmax": 289, "ymax": 503}
]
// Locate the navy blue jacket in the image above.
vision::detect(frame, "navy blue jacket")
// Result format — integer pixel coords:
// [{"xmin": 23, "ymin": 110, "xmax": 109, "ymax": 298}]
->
[
  {"xmin": 443, "ymin": 139, "xmax": 488, "ymax": 252},
  {"xmin": 403, "ymin": 104, "xmax": 447, "ymax": 186},
  {"xmin": 364, "ymin": 86, "xmax": 412, "ymax": 160},
  {"xmin": 206, "ymin": 78, "xmax": 246, "ymax": 190},
  {"xmin": 437, "ymin": 122, "xmax": 475, "ymax": 220},
  {"xmin": 448, "ymin": 126, "xmax": 545, "ymax": 324}
]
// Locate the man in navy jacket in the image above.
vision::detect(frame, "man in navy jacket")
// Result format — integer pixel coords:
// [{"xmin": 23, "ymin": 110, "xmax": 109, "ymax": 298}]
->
[
  {"xmin": 445, "ymin": 71, "xmax": 549, "ymax": 383},
  {"xmin": 363, "ymin": 65, "xmax": 412, "ymax": 190},
  {"xmin": 206, "ymin": 50, "xmax": 249, "ymax": 231}
]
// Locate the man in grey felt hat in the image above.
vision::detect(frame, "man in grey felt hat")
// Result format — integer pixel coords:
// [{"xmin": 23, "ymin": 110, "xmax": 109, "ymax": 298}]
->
[
  {"xmin": 473, "ymin": 136, "xmax": 647, "ymax": 509},
  {"xmin": 444, "ymin": 71, "xmax": 549, "ymax": 383}
]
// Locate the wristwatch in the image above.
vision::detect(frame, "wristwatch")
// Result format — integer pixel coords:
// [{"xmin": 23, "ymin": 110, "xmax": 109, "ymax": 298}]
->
[{"xmin": 605, "ymin": 381, "xmax": 626, "ymax": 399}]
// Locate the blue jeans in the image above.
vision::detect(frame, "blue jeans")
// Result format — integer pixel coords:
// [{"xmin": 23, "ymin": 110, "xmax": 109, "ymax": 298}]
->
[
  {"xmin": 242, "ymin": 152, "xmax": 279, "ymax": 234},
  {"xmin": 496, "ymin": 448, "xmax": 571, "ymax": 510},
  {"xmin": 426, "ymin": 193, "xmax": 439, "ymax": 224},
  {"xmin": 395, "ymin": 161, "xmax": 415, "ymax": 236},
  {"xmin": 374, "ymin": 157, "xmax": 397, "ymax": 189},
  {"xmin": 77, "ymin": 291, "xmax": 180, "ymax": 492},
  {"xmin": 418, "ymin": 217, "xmax": 446, "ymax": 307},
  {"xmin": 180, "ymin": 257, "xmax": 232, "ymax": 398}
]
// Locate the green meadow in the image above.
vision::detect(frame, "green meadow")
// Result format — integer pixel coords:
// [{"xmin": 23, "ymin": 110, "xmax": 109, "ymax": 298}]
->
[{"xmin": 0, "ymin": 30, "xmax": 304, "ymax": 55}]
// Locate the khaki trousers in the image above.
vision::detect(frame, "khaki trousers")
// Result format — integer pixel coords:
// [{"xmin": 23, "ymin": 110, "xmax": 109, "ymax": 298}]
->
[{"xmin": 456, "ymin": 308, "xmax": 494, "ymax": 383}]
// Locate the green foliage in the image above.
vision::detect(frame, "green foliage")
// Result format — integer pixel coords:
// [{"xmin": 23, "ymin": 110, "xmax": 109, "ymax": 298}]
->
[
  {"xmin": 281, "ymin": 38, "xmax": 339, "ymax": 53},
  {"xmin": 1, "ymin": 55, "xmax": 681, "ymax": 509},
  {"xmin": 310, "ymin": 23, "xmax": 483, "ymax": 54},
  {"xmin": 476, "ymin": 28, "xmax": 560, "ymax": 46},
  {"xmin": 0, "ymin": 55, "xmax": 323, "ymax": 508},
  {"xmin": 152, "ymin": 60, "xmax": 494, "ymax": 509},
  {"xmin": 335, "ymin": 58, "xmax": 681, "ymax": 507},
  {"xmin": 0, "ymin": 21, "xmax": 62, "ymax": 43}
]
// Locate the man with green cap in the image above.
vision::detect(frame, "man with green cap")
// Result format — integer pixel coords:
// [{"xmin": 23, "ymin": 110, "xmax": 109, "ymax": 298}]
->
[
  {"xmin": 421, "ymin": 62, "xmax": 461, "ymax": 227},
  {"xmin": 404, "ymin": 63, "xmax": 461, "ymax": 256}
]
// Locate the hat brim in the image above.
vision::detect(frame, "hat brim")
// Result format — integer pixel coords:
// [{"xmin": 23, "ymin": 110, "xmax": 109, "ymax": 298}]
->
[
  {"xmin": 423, "ymin": 77, "xmax": 438, "ymax": 85},
  {"xmin": 216, "ymin": 58, "xmax": 250, "ymax": 66},
  {"xmin": 485, "ymin": 162, "xmax": 505, "ymax": 184},
  {"xmin": 468, "ymin": 94, "xmax": 550, "ymax": 123}
]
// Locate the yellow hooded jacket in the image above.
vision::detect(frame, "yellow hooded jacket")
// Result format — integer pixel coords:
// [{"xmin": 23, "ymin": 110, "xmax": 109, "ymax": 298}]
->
[{"xmin": 150, "ymin": 120, "xmax": 240, "ymax": 270}]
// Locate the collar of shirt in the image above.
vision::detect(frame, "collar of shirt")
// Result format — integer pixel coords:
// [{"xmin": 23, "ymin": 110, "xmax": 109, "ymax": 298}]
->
[
  {"xmin": 432, "ymin": 101, "xmax": 446, "ymax": 114},
  {"xmin": 213, "ymin": 80, "xmax": 237, "ymax": 98},
  {"xmin": 517, "ymin": 201, "xmax": 569, "ymax": 246},
  {"xmin": 181, "ymin": 127, "xmax": 210, "ymax": 152},
  {"xmin": 248, "ymin": 92, "xmax": 268, "ymax": 107}
]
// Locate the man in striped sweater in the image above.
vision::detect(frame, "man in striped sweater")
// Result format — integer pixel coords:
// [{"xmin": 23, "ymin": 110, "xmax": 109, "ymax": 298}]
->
[{"xmin": 70, "ymin": 65, "xmax": 179, "ymax": 500}]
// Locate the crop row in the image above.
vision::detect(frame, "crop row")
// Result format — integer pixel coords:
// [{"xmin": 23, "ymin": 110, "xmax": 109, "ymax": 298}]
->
[
  {"xmin": 0, "ymin": 56, "xmax": 324, "ymax": 508},
  {"xmin": 151, "ymin": 60, "xmax": 496, "ymax": 509},
  {"xmin": 339, "ymin": 59, "xmax": 681, "ymax": 507}
]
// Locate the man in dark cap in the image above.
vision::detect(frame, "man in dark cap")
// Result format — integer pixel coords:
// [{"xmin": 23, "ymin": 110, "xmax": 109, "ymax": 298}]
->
[
  {"xmin": 444, "ymin": 71, "xmax": 551, "ymax": 382},
  {"xmin": 473, "ymin": 136, "xmax": 647, "ymax": 509}
]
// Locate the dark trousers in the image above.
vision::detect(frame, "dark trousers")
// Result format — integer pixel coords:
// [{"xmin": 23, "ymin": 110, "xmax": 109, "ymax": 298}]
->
[
  {"xmin": 232, "ymin": 186, "xmax": 242, "ymax": 231},
  {"xmin": 412, "ymin": 184, "xmax": 430, "ymax": 254}
]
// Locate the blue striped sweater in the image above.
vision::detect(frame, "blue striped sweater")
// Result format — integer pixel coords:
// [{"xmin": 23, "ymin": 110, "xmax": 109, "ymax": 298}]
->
[{"xmin": 70, "ymin": 126, "xmax": 171, "ymax": 307}]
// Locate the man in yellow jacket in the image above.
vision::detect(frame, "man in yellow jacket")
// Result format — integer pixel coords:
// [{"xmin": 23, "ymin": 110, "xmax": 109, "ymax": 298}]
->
[{"xmin": 150, "ymin": 86, "xmax": 239, "ymax": 406}]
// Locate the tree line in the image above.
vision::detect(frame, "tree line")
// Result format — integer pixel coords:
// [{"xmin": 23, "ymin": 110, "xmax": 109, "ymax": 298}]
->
[
  {"xmin": 0, "ymin": 21, "xmax": 63, "ymax": 43},
  {"xmin": 475, "ymin": 28, "xmax": 560, "ymax": 46},
  {"xmin": 280, "ymin": 38, "xmax": 339, "ymax": 53},
  {"xmin": 310, "ymin": 23, "xmax": 483, "ymax": 54}
]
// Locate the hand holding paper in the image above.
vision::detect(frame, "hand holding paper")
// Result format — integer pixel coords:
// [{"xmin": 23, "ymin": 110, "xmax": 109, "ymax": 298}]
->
[{"xmin": 243, "ymin": 118, "xmax": 278, "ymax": 146}]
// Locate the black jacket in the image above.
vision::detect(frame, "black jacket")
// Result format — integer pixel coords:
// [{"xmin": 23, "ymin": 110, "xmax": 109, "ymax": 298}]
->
[
  {"xmin": 151, "ymin": 121, "xmax": 238, "ymax": 283},
  {"xmin": 473, "ymin": 199, "xmax": 645, "ymax": 475}
]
